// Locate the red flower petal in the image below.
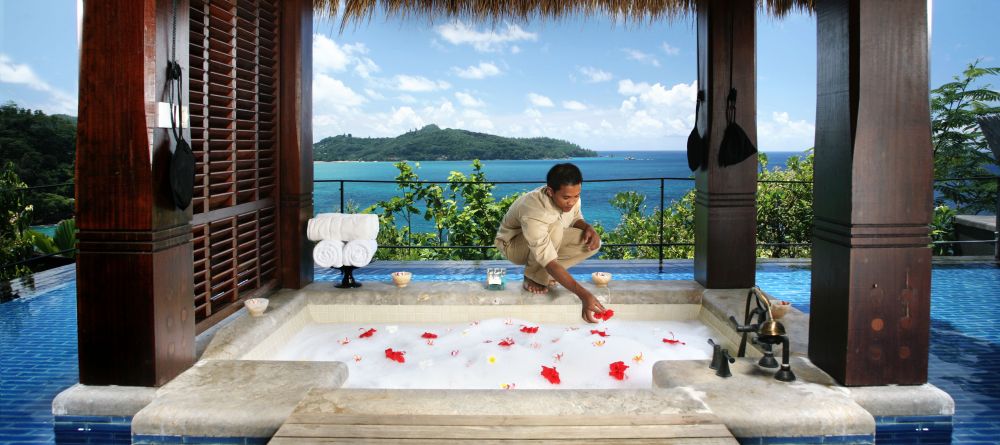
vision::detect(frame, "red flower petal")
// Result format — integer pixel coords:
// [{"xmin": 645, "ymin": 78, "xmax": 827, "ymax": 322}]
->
[
  {"xmin": 609, "ymin": 361, "xmax": 629, "ymax": 380},
  {"xmin": 498, "ymin": 337, "xmax": 515, "ymax": 347},
  {"xmin": 541, "ymin": 366, "xmax": 561, "ymax": 384},
  {"xmin": 520, "ymin": 326, "xmax": 539, "ymax": 334},
  {"xmin": 594, "ymin": 309, "xmax": 615, "ymax": 321},
  {"xmin": 590, "ymin": 329, "xmax": 609, "ymax": 337},
  {"xmin": 662, "ymin": 332, "xmax": 686, "ymax": 345},
  {"xmin": 385, "ymin": 348, "xmax": 406, "ymax": 363},
  {"xmin": 359, "ymin": 328, "xmax": 376, "ymax": 338},
  {"xmin": 421, "ymin": 332, "xmax": 438, "ymax": 339}
]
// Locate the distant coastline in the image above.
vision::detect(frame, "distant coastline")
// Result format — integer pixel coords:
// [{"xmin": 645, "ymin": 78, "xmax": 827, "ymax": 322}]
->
[{"xmin": 313, "ymin": 124, "xmax": 598, "ymax": 162}]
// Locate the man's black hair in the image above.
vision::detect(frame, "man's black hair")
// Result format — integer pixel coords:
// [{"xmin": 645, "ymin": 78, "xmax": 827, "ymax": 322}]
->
[{"xmin": 546, "ymin": 163, "xmax": 583, "ymax": 191}]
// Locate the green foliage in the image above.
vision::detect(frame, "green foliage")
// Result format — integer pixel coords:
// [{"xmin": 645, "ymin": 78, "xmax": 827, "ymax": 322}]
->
[
  {"xmin": 1, "ymin": 162, "xmax": 35, "ymax": 282},
  {"xmin": 363, "ymin": 160, "xmax": 521, "ymax": 260},
  {"xmin": 755, "ymin": 152, "xmax": 815, "ymax": 258},
  {"xmin": 596, "ymin": 152, "xmax": 815, "ymax": 260},
  {"xmin": 0, "ymin": 102, "xmax": 76, "ymax": 224},
  {"xmin": 53, "ymin": 218, "xmax": 77, "ymax": 258},
  {"xmin": 26, "ymin": 230, "xmax": 57, "ymax": 255},
  {"xmin": 930, "ymin": 60, "xmax": 1000, "ymax": 214},
  {"xmin": 596, "ymin": 190, "xmax": 696, "ymax": 259},
  {"xmin": 930, "ymin": 205, "xmax": 957, "ymax": 256},
  {"xmin": 314, "ymin": 124, "xmax": 598, "ymax": 161}
]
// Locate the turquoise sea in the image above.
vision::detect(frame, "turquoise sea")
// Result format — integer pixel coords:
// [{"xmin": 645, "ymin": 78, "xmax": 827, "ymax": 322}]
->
[{"xmin": 314, "ymin": 150, "xmax": 806, "ymax": 232}]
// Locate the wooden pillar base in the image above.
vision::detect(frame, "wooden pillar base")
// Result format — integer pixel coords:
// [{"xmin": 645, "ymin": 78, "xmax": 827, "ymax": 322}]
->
[
  {"xmin": 76, "ymin": 226, "xmax": 194, "ymax": 387},
  {"xmin": 810, "ymin": 223, "xmax": 930, "ymax": 386}
]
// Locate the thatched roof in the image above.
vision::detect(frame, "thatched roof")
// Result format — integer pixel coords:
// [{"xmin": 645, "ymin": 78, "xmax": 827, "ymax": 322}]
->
[{"xmin": 317, "ymin": 0, "xmax": 814, "ymax": 28}]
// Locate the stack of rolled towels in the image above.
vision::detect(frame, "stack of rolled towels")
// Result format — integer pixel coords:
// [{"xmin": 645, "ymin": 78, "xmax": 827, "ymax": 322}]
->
[{"xmin": 308, "ymin": 213, "xmax": 379, "ymax": 268}]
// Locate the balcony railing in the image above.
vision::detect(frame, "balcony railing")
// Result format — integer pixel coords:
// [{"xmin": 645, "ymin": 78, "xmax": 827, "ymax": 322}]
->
[{"xmin": 2, "ymin": 176, "xmax": 997, "ymax": 276}]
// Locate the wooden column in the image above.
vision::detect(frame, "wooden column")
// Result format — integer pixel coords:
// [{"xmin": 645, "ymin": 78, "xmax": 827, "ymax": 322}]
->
[
  {"xmin": 693, "ymin": 0, "xmax": 757, "ymax": 289},
  {"xmin": 277, "ymin": 0, "xmax": 314, "ymax": 289},
  {"xmin": 810, "ymin": 0, "xmax": 934, "ymax": 386},
  {"xmin": 75, "ymin": 0, "xmax": 194, "ymax": 386}
]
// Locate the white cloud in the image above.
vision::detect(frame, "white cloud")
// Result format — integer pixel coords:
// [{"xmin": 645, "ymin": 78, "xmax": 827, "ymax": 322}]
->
[
  {"xmin": 313, "ymin": 35, "xmax": 380, "ymax": 80},
  {"xmin": 623, "ymin": 48, "xmax": 660, "ymax": 67},
  {"xmin": 661, "ymin": 42, "xmax": 680, "ymax": 56},
  {"xmin": 578, "ymin": 66, "xmax": 613, "ymax": 83},
  {"xmin": 397, "ymin": 94, "xmax": 418, "ymax": 104},
  {"xmin": 510, "ymin": 45, "xmax": 522, "ymax": 54},
  {"xmin": 453, "ymin": 62, "xmax": 501, "ymax": 79},
  {"xmin": 758, "ymin": 111, "xmax": 816, "ymax": 150},
  {"xmin": 527, "ymin": 93, "xmax": 554, "ymax": 107},
  {"xmin": 455, "ymin": 92, "xmax": 485, "ymax": 107},
  {"xmin": 364, "ymin": 88, "xmax": 384, "ymax": 100},
  {"xmin": 562, "ymin": 100, "xmax": 587, "ymax": 111},
  {"xmin": 388, "ymin": 106, "xmax": 426, "ymax": 129},
  {"xmin": 435, "ymin": 21, "xmax": 538, "ymax": 53},
  {"xmin": 394, "ymin": 75, "xmax": 451, "ymax": 92},
  {"xmin": 0, "ymin": 54, "xmax": 77, "ymax": 114},
  {"xmin": 524, "ymin": 108, "xmax": 542, "ymax": 118},
  {"xmin": 313, "ymin": 35, "xmax": 352, "ymax": 73},
  {"xmin": 313, "ymin": 73, "xmax": 367, "ymax": 109},
  {"xmin": 618, "ymin": 79, "xmax": 696, "ymax": 108}
]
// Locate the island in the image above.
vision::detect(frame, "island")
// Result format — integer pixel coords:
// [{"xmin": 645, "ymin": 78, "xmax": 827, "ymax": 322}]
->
[{"xmin": 313, "ymin": 124, "xmax": 598, "ymax": 161}]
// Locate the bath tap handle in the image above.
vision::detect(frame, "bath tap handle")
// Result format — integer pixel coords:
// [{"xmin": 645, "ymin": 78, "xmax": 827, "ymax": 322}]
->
[
  {"xmin": 729, "ymin": 315, "xmax": 757, "ymax": 333},
  {"xmin": 716, "ymin": 349, "xmax": 736, "ymax": 378},
  {"xmin": 708, "ymin": 339, "xmax": 723, "ymax": 370}
]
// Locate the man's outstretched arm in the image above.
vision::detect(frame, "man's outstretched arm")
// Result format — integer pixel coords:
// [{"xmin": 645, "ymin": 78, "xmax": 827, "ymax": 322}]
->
[{"xmin": 545, "ymin": 260, "xmax": 605, "ymax": 323}]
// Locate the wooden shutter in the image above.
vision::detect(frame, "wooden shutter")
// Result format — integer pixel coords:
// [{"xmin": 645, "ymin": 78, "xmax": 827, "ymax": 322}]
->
[{"xmin": 189, "ymin": 0, "xmax": 280, "ymax": 332}]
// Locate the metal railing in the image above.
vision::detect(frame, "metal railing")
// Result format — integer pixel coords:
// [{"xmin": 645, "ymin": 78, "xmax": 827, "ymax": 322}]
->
[
  {"xmin": 317, "ymin": 176, "xmax": 697, "ymax": 271},
  {"xmin": 317, "ymin": 176, "xmax": 828, "ymax": 272},
  {"xmin": 316, "ymin": 175, "xmax": 1000, "ymax": 271},
  {"xmin": 2, "ymin": 175, "xmax": 997, "ymax": 276}
]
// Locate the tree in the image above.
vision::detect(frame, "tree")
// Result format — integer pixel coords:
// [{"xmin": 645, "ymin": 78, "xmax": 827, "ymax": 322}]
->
[{"xmin": 930, "ymin": 60, "xmax": 1000, "ymax": 214}]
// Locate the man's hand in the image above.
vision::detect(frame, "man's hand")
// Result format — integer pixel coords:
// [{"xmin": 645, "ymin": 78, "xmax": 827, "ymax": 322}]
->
[
  {"xmin": 579, "ymin": 223, "xmax": 600, "ymax": 251},
  {"xmin": 580, "ymin": 291, "xmax": 607, "ymax": 323}
]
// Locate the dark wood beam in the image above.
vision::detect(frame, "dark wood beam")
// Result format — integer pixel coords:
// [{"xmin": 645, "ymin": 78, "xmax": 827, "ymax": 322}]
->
[
  {"xmin": 810, "ymin": 0, "xmax": 933, "ymax": 386},
  {"xmin": 277, "ymin": 0, "xmax": 314, "ymax": 289},
  {"xmin": 693, "ymin": 0, "xmax": 758, "ymax": 289},
  {"xmin": 75, "ymin": 0, "xmax": 194, "ymax": 386}
]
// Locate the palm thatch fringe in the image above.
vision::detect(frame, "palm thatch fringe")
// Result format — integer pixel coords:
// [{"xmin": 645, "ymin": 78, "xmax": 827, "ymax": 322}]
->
[{"xmin": 315, "ymin": 0, "xmax": 814, "ymax": 30}]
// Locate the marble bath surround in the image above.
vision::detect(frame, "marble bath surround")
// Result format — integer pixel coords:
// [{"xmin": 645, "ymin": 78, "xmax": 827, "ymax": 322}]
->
[{"xmin": 53, "ymin": 280, "xmax": 954, "ymax": 444}]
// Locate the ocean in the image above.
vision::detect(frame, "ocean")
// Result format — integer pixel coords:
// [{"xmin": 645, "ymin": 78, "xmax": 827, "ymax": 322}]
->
[{"xmin": 314, "ymin": 150, "xmax": 806, "ymax": 232}]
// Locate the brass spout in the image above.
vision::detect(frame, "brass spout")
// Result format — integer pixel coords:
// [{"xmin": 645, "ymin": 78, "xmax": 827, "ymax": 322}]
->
[{"xmin": 752, "ymin": 287, "xmax": 786, "ymax": 340}]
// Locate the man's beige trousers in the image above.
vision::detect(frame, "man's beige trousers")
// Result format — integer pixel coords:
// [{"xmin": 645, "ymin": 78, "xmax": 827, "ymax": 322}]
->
[{"xmin": 496, "ymin": 226, "xmax": 600, "ymax": 286}]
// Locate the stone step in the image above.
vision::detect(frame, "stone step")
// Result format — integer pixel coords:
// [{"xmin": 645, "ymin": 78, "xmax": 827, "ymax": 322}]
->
[{"xmin": 271, "ymin": 388, "xmax": 737, "ymax": 444}]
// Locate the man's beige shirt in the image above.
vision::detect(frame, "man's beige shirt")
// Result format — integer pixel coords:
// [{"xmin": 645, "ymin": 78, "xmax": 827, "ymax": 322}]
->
[{"xmin": 495, "ymin": 186, "xmax": 584, "ymax": 267}]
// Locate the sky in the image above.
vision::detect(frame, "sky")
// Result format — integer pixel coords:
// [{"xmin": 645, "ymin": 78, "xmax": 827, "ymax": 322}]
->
[{"xmin": 0, "ymin": 1, "xmax": 997, "ymax": 152}]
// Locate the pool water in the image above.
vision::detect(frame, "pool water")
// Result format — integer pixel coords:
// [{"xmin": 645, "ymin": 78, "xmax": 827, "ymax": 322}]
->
[{"xmin": 1, "ymin": 261, "xmax": 997, "ymax": 444}]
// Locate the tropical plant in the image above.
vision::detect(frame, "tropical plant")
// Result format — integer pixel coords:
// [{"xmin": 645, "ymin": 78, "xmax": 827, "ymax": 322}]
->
[
  {"xmin": 929, "ymin": 205, "xmax": 957, "ymax": 256},
  {"xmin": 930, "ymin": 60, "xmax": 1000, "ymax": 214},
  {"xmin": 1, "ymin": 162, "xmax": 35, "ymax": 283}
]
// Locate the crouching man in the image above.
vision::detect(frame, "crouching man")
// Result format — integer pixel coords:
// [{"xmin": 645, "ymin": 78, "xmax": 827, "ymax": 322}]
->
[{"xmin": 494, "ymin": 163, "xmax": 607, "ymax": 323}]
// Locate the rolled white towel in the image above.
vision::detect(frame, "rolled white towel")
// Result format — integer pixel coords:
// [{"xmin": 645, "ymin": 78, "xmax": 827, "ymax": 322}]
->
[
  {"xmin": 340, "ymin": 214, "xmax": 379, "ymax": 241},
  {"xmin": 307, "ymin": 213, "xmax": 344, "ymax": 242},
  {"xmin": 343, "ymin": 239, "xmax": 378, "ymax": 267},
  {"xmin": 313, "ymin": 239, "xmax": 345, "ymax": 268}
]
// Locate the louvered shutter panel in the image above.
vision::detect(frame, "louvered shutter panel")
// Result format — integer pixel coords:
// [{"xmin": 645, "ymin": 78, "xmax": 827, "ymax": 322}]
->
[{"xmin": 190, "ymin": 0, "xmax": 280, "ymax": 331}]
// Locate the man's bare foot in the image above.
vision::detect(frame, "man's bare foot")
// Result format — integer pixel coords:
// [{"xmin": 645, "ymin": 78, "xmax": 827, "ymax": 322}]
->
[
  {"xmin": 522, "ymin": 278, "xmax": 549, "ymax": 294},
  {"xmin": 548, "ymin": 279, "xmax": 559, "ymax": 288}
]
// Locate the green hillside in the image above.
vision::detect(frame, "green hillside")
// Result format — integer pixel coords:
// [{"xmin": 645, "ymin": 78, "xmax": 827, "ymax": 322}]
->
[{"xmin": 313, "ymin": 124, "xmax": 598, "ymax": 161}]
